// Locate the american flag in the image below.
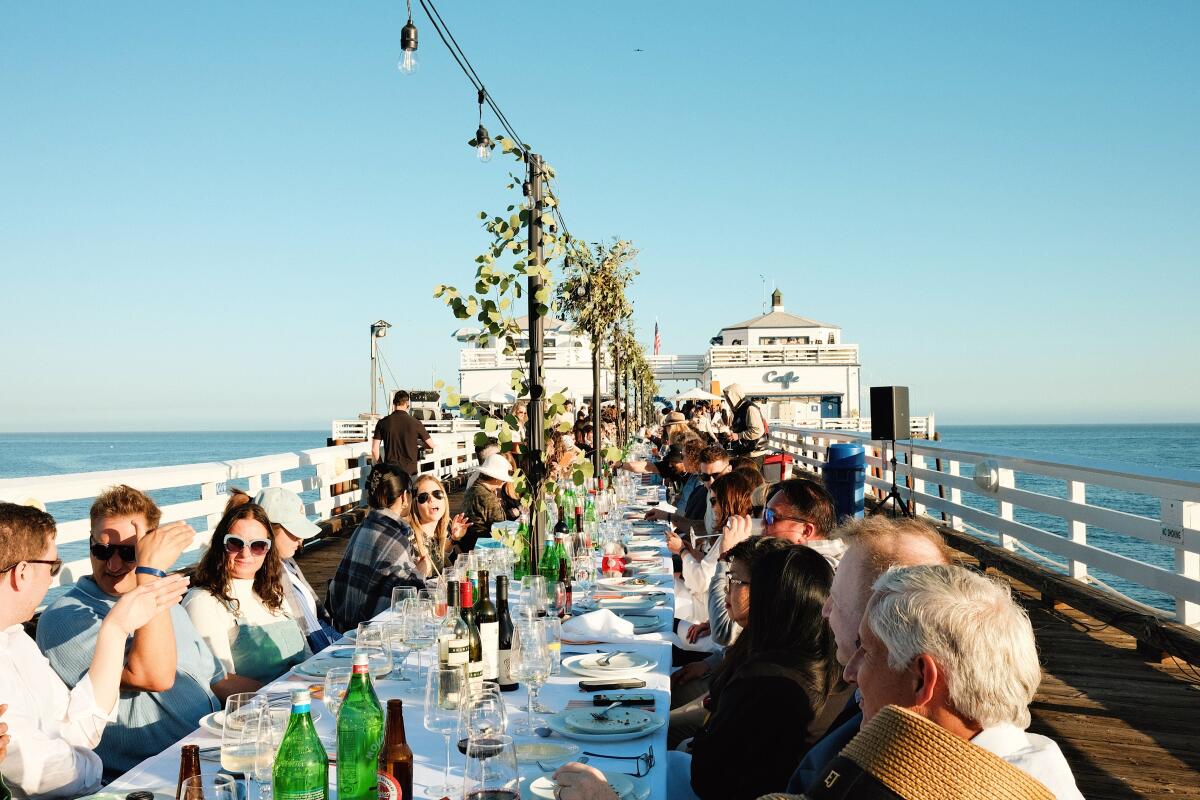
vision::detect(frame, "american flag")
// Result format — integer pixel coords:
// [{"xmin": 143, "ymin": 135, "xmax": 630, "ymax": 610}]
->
[{"xmin": 653, "ymin": 320, "xmax": 661, "ymax": 355}]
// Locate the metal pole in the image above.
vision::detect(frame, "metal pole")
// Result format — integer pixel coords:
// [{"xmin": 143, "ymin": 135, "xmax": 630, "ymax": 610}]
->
[
  {"xmin": 592, "ymin": 327, "xmax": 602, "ymax": 478},
  {"xmin": 525, "ymin": 153, "xmax": 547, "ymax": 575},
  {"xmin": 370, "ymin": 327, "xmax": 378, "ymax": 417},
  {"xmin": 613, "ymin": 341, "xmax": 622, "ymax": 447},
  {"xmin": 623, "ymin": 363, "xmax": 631, "ymax": 444}
]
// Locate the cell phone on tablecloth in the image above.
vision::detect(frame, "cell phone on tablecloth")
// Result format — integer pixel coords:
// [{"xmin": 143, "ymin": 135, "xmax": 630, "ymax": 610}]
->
[
  {"xmin": 578, "ymin": 678, "xmax": 647, "ymax": 691},
  {"xmin": 592, "ymin": 693, "xmax": 655, "ymax": 707}
]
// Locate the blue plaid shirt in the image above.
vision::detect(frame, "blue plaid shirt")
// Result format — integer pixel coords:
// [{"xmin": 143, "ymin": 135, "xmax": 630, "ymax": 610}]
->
[{"xmin": 328, "ymin": 508, "xmax": 425, "ymax": 631}]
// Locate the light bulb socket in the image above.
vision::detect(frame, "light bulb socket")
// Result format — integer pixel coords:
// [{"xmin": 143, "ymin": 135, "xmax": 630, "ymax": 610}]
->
[
  {"xmin": 471, "ymin": 124, "xmax": 492, "ymax": 149},
  {"xmin": 401, "ymin": 20, "xmax": 418, "ymax": 52}
]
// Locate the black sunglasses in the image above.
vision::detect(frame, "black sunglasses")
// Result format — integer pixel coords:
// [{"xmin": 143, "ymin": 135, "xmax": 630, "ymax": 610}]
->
[
  {"xmin": 90, "ymin": 540, "xmax": 137, "ymax": 563},
  {"xmin": 763, "ymin": 507, "xmax": 809, "ymax": 527},
  {"xmin": 0, "ymin": 558, "xmax": 64, "ymax": 577},
  {"xmin": 416, "ymin": 490, "xmax": 446, "ymax": 504},
  {"xmin": 224, "ymin": 534, "xmax": 272, "ymax": 556}
]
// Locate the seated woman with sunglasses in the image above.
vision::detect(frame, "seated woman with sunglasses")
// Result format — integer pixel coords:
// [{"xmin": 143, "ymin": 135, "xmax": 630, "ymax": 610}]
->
[
  {"xmin": 328, "ymin": 465, "xmax": 426, "ymax": 630},
  {"xmin": 183, "ymin": 503, "xmax": 310, "ymax": 687},
  {"xmin": 404, "ymin": 475, "xmax": 468, "ymax": 577}
]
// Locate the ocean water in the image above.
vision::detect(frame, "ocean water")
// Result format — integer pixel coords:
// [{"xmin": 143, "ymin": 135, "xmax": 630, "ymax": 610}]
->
[
  {"xmin": 926, "ymin": 424, "xmax": 1200, "ymax": 612},
  {"xmin": 2, "ymin": 426, "xmax": 1198, "ymax": 612}
]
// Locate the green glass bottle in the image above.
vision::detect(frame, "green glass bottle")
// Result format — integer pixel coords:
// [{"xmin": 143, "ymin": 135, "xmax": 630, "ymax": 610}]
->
[
  {"xmin": 273, "ymin": 689, "xmax": 329, "ymax": 800},
  {"xmin": 337, "ymin": 652, "xmax": 385, "ymax": 800}
]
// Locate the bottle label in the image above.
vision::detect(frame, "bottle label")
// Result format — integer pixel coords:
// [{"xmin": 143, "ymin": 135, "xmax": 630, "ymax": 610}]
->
[
  {"xmin": 276, "ymin": 791, "xmax": 326, "ymax": 800},
  {"xmin": 352, "ymin": 663, "xmax": 370, "ymax": 675},
  {"xmin": 378, "ymin": 772, "xmax": 403, "ymax": 800},
  {"xmin": 498, "ymin": 648, "xmax": 514, "ymax": 686},
  {"xmin": 447, "ymin": 638, "xmax": 469, "ymax": 667},
  {"xmin": 437, "ymin": 633, "xmax": 450, "ymax": 666},
  {"xmin": 479, "ymin": 621, "xmax": 500, "ymax": 681},
  {"xmin": 467, "ymin": 659, "xmax": 484, "ymax": 692}
]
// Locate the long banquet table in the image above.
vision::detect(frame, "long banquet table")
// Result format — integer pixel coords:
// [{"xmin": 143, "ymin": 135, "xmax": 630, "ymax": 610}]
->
[{"xmin": 108, "ymin": 502, "xmax": 675, "ymax": 800}]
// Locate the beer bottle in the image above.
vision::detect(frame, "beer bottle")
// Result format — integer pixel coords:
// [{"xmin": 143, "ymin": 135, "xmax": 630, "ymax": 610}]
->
[{"xmin": 377, "ymin": 699, "xmax": 414, "ymax": 800}]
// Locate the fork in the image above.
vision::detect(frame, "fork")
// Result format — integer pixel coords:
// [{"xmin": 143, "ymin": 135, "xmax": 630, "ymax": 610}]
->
[
  {"xmin": 597, "ymin": 650, "xmax": 629, "ymax": 666},
  {"xmin": 590, "ymin": 702, "xmax": 622, "ymax": 721}
]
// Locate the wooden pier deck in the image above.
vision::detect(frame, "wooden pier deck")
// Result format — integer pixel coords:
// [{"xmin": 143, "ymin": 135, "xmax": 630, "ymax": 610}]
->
[{"xmin": 296, "ymin": 497, "xmax": 1200, "ymax": 800}]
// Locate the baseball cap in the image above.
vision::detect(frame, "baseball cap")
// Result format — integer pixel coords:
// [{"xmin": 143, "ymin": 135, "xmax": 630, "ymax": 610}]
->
[{"xmin": 254, "ymin": 487, "xmax": 322, "ymax": 540}]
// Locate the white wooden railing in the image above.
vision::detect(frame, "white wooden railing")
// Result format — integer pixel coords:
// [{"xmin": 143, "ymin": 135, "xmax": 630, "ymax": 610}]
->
[
  {"xmin": 709, "ymin": 343, "xmax": 860, "ymax": 367},
  {"xmin": 332, "ymin": 417, "xmax": 481, "ymax": 442},
  {"xmin": 460, "ymin": 346, "xmax": 596, "ymax": 369},
  {"xmin": 779, "ymin": 415, "xmax": 936, "ymax": 439},
  {"xmin": 0, "ymin": 432, "xmax": 481, "ymax": 604},
  {"xmin": 768, "ymin": 425, "xmax": 1200, "ymax": 628}
]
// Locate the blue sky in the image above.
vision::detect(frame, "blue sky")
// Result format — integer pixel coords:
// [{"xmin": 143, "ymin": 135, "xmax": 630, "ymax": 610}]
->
[{"xmin": 2, "ymin": 1, "xmax": 1197, "ymax": 431}]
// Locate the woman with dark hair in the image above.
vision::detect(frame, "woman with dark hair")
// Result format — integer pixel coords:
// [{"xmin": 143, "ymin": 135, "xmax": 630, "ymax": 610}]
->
[
  {"xmin": 675, "ymin": 542, "xmax": 841, "ymax": 800},
  {"xmin": 184, "ymin": 503, "xmax": 309, "ymax": 686},
  {"xmin": 327, "ymin": 464, "xmax": 425, "ymax": 630}
]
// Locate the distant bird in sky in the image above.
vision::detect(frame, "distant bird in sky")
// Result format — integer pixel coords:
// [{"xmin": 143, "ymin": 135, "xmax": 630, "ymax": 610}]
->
[{"xmin": 634, "ymin": 48, "xmax": 644, "ymax": 52}]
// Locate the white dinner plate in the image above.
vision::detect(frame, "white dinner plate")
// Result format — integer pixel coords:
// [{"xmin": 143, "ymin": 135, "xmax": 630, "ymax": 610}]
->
[
  {"xmin": 525, "ymin": 771, "xmax": 636, "ymax": 800},
  {"xmin": 545, "ymin": 713, "xmax": 665, "ymax": 743},
  {"xmin": 562, "ymin": 653, "xmax": 657, "ymax": 679},
  {"xmin": 564, "ymin": 706, "xmax": 655, "ymax": 734},
  {"xmin": 293, "ymin": 655, "xmax": 390, "ymax": 679},
  {"xmin": 595, "ymin": 595, "xmax": 659, "ymax": 612},
  {"xmin": 200, "ymin": 705, "xmax": 315, "ymax": 735},
  {"xmin": 617, "ymin": 613, "xmax": 667, "ymax": 634},
  {"xmin": 514, "ymin": 742, "xmax": 580, "ymax": 766}
]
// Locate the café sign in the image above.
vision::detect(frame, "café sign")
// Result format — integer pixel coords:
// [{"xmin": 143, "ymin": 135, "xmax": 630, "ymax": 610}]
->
[{"xmin": 764, "ymin": 370, "xmax": 799, "ymax": 390}]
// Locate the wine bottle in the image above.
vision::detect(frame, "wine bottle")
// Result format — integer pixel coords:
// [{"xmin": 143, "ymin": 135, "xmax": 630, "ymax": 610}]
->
[
  {"xmin": 557, "ymin": 548, "xmax": 573, "ymax": 618},
  {"xmin": 273, "ymin": 689, "xmax": 329, "ymax": 800},
  {"xmin": 476, "ymin": 569, "xmax": 500, "ymax": 683},
  {"xmin": 378, "ymin": 699, "xmax": 413, "ymax": 800},
  {"xmin": 459, "ymin": 580, "xmax": 484, "ymax": 693},
  {"xmin": 495, "ymin": 575, "xmax": 518, "ymax": 692},
  {"xmin": 337, "ymin": 653, "xmax": 385, "ymax": 800}
]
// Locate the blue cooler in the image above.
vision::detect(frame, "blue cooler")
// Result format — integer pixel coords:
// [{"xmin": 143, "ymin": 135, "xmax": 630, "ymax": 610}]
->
[{"xmin": 823, "ymin": 443, "xmax": 866, "ymax": 521}]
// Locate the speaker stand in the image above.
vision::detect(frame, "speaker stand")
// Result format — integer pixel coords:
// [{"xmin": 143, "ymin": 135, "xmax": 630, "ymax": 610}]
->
[{"xmin": 870, "ymin": 442, "xmax": 912, "ymax": 518}]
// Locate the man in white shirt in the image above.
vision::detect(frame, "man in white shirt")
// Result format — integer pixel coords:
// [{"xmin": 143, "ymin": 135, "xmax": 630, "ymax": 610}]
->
[
  {"xmin": 843, "ymin": 563, "xmax": 1085, "ymax": 800},
  {"xmin": 0, "ymin": 502, "xmax": 189, "ymax": 799}
]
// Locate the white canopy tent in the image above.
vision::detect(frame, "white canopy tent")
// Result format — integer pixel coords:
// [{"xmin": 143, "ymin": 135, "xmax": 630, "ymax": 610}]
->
[
  {"xmin": 674, "ymin": 387, "xmax": 722, "ymax": 402},
  {"xmin": 472, "ymin": 382, "xmax": 518, "ymax": 405}
]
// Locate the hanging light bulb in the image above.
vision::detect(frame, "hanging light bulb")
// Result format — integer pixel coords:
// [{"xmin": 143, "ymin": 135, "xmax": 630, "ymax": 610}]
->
[
  {"xmin": 468, "ymin": 89, "xmax": 493, "ymax": 162},
  {"xmin": 397, "ymin": 1, "xmax": 418, "ymax": 74}
]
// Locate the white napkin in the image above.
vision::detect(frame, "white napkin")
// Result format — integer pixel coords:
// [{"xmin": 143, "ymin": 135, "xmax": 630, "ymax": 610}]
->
[{"xmin": 561, "ymin": 609, "xmax": 637, "ymax": 643}]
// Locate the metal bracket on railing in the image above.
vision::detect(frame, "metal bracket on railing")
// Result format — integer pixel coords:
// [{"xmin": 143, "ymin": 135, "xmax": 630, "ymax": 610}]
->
[{"xmin": 973, "ymin": 459, "xmax": 1000, "ymax": 493}]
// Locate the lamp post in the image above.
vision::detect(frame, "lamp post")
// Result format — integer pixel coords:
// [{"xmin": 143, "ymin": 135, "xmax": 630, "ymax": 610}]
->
[
  {"xmin": 370, "ymin": 320, "xmax": 392, "ymax": 416},
  {"xmin": 524, "ymin": 153, "xmax": 547, "ymax": 574}
]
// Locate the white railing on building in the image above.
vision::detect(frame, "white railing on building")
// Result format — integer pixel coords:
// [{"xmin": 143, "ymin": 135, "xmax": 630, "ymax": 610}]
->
[
  {"xmin": 708, "ymin": 343, "xmax": 860, "ymax": 367},
  {"xmin": 767, "ymin": 425, "xmax": 1200, "ymax": 628},
  {"xmin": 645, "ymin": 354, "xmax": 708, "ymax": 379},
  {"xmin": 460, "ymin": 346, "xmax": 596, "ymax": 370},
  {"xmin": 0, "ymin": 433, "xmax": 481, "ymax": 606}
]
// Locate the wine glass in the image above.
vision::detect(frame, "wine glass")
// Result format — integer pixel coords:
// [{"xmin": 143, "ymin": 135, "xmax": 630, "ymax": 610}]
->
[
  {"xmin": 221, "ymin": 693, "xmax": 262, "ymax": 775},
  {"xmin": 573, "ymin": 554, "xmax": 596, "ymax": 605},
  {"xmin": 182, "ymin": 772, "xmax": 240, "ymax": 800},
  {"xmin": 252, "ymin": 703, "xmax": 288, "ymax": 800},
  {"xmin": 391, "ymin": 585, "xmax": 418, "ymax": 615},
  {"xmin": 512, "ymin": 622, "xmax": 551, "ymax": 733},
  {"xmin": 324, "ymin": 666, "xmax": 352, "ymax": 718},
  {"xmin": 462, "ymin": 734, "xmax": 520, "ymax": 800},
  {"xmin": 425, "ymin": 664, "xmax": 467, "ymax": 798},
  {"xmin": 407, "ymin": 599, "xmax": 439, "ymax": 690},
  {"xmin": 520, "ymin": 575, "xmax": 546, "ymax": 620},
  {"xmin": 458, "ymin": 687, "xmax": 509, "ymax": 749},
  {"xmin": 355, "ymin": 622, "xmax": 393, "ymax": 678},
  {"xmin": 550, "ymin": 581, "xmax": 568, "ymax": 618}
]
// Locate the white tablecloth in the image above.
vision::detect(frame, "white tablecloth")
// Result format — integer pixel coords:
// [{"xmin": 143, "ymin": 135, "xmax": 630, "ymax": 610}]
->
[{"xmin": 108, "ymin": 519, "xmax": 675, "ymax": 800}]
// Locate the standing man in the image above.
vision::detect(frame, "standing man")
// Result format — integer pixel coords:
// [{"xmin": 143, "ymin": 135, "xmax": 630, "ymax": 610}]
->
[
  {"xmin": 372, "ymin": 390, "xmax": 434, "ymax": 478},
  {"xmin": 721, "ymin": 383, "xmax": 766, "ymax": 456},
  {"xmin": 37, "ymin": 486, "xmax": 253, "ymax": 780}
]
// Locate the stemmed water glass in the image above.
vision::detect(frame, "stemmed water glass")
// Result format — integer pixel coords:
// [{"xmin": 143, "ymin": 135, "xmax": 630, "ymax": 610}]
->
[
  {"xmin": 425, "ymin": 664, "xmax": 467, "ymax": 798},
  {"xmin": 182, "ymin": 773, "xmax": 240, "ymax": 800},
  {"xmin": 252, "ymin": 703, "xmax": 288, "ymax": 800},
  {"xmin": 520, "ymin": 575, "xmax": 546, "ymax": 620},
  {"xmin": 383, "ymin": 605, "xmax": 414, "ymax": 682},
  {"xmin": 324, "ymin": 666, "xmax": 351, "ymax": 718},
  {"xmin": 221, "ymin": 693, "xmax": 262, "ymax": 775},
  {"xmin": 391, "ymin": 585, "xmax": 417, "ymax": 615},
  {"xmin": 355, "ymin": 622, "xmax": 393, "ymax": 678},
  {"xmin": 407, "ymin": 599, "xmax": 439, "ymax": 690},
  {"xmin": 573, "ymin": 554, "xmax": 596, "ymax": 605},
  {"xmin": 512, "ymin": 621, "xmax": 552, "ymax": 733},
  {"xmin": 462, "ymin": 734, "xmax": 520, "ymax": 800},
  {"xmin": 540, "ymin": 616, "xmax": 563, "ymax": 680}
]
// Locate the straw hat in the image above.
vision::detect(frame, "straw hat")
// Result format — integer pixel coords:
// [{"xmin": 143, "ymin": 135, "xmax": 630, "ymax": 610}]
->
[
  {"xmin": 758, "ymin": 705, "xmax": 1054, "ymax": 800},
  {"xmin": 663, "ymin": 411, "xmax": 687, "ymax": 425}
]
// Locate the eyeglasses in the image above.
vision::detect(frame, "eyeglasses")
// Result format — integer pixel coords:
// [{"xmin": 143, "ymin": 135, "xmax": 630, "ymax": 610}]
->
[
  {"xmin": 223, "ymin": 534, "xmax": 272, "ymax": 556},
  {"xmin": 416, "ymin": 490, "xmax": 446, "ymax": 504},
  {"xmin": 580, "ymin": 745, "xmax": 656, "ymax": 778},
  {"xmin": 726, "ymin": 575, "xmax": 751, "ymax": 589},
  {"xmin": 0, "ymin": 558, "xmax": 64, "ymax": 577},
  {"xmin": 90, "ymin": 540, "xmax": 137, "ymax": 563},
  {"xmin": 763, "ymin": 507, "xmax": 809, "ymax": 527}
]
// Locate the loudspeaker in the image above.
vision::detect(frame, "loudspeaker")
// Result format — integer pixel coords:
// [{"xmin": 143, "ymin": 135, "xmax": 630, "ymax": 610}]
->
[{"xmin": 870, "ymin": 386, "xmax": 910, "ymax": 441}]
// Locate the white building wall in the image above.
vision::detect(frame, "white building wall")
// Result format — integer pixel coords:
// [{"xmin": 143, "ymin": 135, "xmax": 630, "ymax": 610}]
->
[
  {"xmin": 460, "ymin": 367, "xmax": 612, "ymax": 403},
  {"xmin": 706, "ymin": 364, "xmax": 860, "ymax": 417}
]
